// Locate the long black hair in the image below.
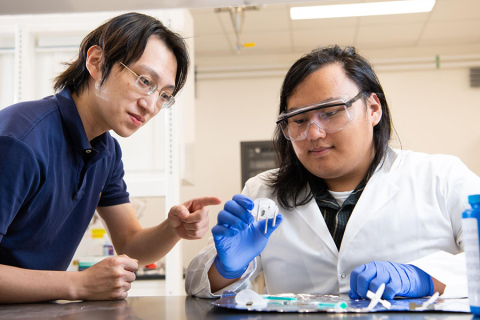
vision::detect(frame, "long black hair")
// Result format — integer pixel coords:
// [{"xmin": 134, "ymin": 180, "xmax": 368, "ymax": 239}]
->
[
  {"xmin": 266, "ymin": 45, "xmax": 393, "ymax": 209},
  {"xmin": 54, "ymin": 12, "xmax": 189, "ymax": 96}
]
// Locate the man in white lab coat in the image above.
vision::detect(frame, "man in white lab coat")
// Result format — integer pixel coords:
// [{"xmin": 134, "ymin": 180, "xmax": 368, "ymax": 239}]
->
[
  {"xmin": 185, "ymin": 45, "xmax": 478, "ymax": 299},
  {"xmin": 0, "ymin": 13, "xmax": 221, "ymax": 303}
]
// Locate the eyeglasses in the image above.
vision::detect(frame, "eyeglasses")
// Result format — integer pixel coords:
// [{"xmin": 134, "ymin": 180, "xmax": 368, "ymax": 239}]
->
[
  {"xmin": 119, "ymin": 62, "xmax": 175, "ymax": 109},
  {"xmin": 276, "ymin": 91, "xmax": 366, "ymax": 141}
]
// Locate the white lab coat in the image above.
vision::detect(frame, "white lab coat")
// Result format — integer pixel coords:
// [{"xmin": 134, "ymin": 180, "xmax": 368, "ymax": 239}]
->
[{"xmin": 185, "ymin": 148, "xmax": 479, "ymax": 298}]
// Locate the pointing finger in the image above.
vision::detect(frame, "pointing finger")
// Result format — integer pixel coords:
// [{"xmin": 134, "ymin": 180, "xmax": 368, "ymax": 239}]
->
[{"xmin": 186, "ymin": 196, "xmax": 222, "ymax": 211}]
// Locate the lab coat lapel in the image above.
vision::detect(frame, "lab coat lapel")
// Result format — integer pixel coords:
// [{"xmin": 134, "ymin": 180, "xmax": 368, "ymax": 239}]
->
[
  {"xmin": 295, "ymin": 198, "xmax": 339, "ymax": 257},
  {"xmin": 338, "ymin": 149, "xmax": 400, "ymax": 258}
]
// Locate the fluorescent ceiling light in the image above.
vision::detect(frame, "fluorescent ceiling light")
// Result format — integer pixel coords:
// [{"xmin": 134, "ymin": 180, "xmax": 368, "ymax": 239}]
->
[{"xmin": 290, "ymin": 0, "xmax": 436, "ymax": 20}]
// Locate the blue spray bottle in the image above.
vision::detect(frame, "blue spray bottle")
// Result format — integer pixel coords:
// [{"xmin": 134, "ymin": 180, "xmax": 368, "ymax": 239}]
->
[{"xmin": 463, "ymin": 194, "xmax": 480, "ymax": 316}]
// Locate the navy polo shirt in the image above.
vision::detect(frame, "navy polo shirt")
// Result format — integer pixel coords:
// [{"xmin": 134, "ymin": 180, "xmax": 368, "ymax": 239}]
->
[{"xmin": 0, "ymin": 88, "xmax": 129, "ymax": 271}]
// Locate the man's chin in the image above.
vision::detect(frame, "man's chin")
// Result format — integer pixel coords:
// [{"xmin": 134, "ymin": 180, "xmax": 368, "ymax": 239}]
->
[
  {"xmin": 309, "ymin": 165, "xmax": 343, "ymax": 180},
  {"xmin": 112, "ymin": 128, "xmax": 137, "ymax": 138}
]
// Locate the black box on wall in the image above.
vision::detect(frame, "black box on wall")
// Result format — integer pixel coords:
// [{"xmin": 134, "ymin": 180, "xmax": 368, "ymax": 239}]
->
[{"xmin": 240, "ymin": 141, "xmax": 278, "ymax": 189}]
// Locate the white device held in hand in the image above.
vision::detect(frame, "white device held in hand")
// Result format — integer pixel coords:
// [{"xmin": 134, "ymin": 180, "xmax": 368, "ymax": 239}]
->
[{"xmin": 251, "ymin": 198, "xmax": 279, "ymax": 234}]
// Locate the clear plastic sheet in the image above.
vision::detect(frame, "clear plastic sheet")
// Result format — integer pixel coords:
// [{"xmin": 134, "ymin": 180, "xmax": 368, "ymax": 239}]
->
[{"xmin": 212, "ymin": 291, "xmax": 471, "ymax": 313}]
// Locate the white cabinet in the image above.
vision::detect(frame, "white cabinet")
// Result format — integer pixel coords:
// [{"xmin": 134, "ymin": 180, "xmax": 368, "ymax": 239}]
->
[
  {"xmin": 0, "ymin": 9, "xmax": 195, "ymax": 295},
  {"xmin": 0, "ymin": 27, "xmax": 15, "ymax": 109}
]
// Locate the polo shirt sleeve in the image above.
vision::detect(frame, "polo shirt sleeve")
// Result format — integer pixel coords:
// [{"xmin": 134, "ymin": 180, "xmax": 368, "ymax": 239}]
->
[
  {"xmin": 0, "ymin": 136, "xmax": 41, "ymax": 240},
  {"xmin": 97, "ymin": 138, "xmax": 129, "ymax": 207}
]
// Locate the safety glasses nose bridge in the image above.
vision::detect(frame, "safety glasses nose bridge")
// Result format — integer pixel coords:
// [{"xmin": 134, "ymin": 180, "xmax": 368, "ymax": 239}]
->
[
  {"xmin": 303, "ymin": 120, "xmax": 327, "ymax": 139},
  {"xmin": 288, "ymin": 117, "xmax": 334, "ymax": 141}
]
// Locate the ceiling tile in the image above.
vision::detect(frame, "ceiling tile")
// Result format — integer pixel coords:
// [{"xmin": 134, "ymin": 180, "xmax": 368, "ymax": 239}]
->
[
  {"xmin": 194, "ymin": 34, "xmax": 232, "ymax": 55},
  {"xmin": 356, "ymin": 23, "xmax": 423, "ymax": 46},
  {"xmin": 213, "ymin": 8, "xmax": 291, "ymax": 35},
  {"xmin": 429, "ymin": 0, "xmax": 480, "ymax": 21},
  {"xmin": 191, "ymin": 10, "xmax": 224, "ymax": 35},
  {"xmin": 216, "ymin": 11, "xmax": 236, "ymax": 34},
  {"xmin": 190, "ymin": 8, "xmax": 216, "ymax": 15},
  {"xmin": 419, "ymin": 20, "xmax": 480, "ymax": 44},
  {"xmin": 291, "ymin": 16, "xmax": 359, "ymax": 30},
  {"xmin": 292, "ymin": 27, "xmax": 356, "ymax": 51},
  {"xmin": 241, "ymin": 7, "xmax": 290, "ymax": 33},
  {"xmin": 359, "ymin": 12, "xmax": 429, "ymax": 26},
  {"xmin": 226, "ymin": 31, "xmax": 293, "ymax": 54},
  {"xmin": 191, "ymin": 0, "xmax": 480, "ymax": 60}
]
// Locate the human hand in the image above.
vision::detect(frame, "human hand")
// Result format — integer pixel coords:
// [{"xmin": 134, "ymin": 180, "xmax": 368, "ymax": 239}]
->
[
  {"xmin": 212, "ymin": 194, "xmax": 283, "ymax": 279},
  {"xmin": 73, "ymin": 255, "xmax": 138, "ymax": 300},
  {"xmin": 168, "ymin": 196, "xmax": 222, "ymax": 240},
  {"xmin": 349, "ymin": 261, "xmax": 434, "ymax": 300}
]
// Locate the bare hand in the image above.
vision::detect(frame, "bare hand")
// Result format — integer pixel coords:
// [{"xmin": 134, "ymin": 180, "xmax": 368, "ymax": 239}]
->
[
  {"xmin": 168, "ymin": 196, "xmax": 222, "ymax": 240},
  {"xmin": 73, "ymin": 255, "xmax": 138, "ymax": 300}
]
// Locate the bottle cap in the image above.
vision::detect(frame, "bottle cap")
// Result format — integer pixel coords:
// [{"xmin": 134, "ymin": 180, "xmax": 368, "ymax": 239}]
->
[{"xmin": 468, "ymin": 194, "xmax": 480, "ymax": 204}]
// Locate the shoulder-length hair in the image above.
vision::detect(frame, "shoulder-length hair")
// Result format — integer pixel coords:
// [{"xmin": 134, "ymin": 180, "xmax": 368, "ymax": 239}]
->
[
  {"xmin": 54, "ymin": 12, "xmax": 189, "ymax": 96},
  {"xmin": 266, "ymin": 45, "xmax": 393, "ymax": 209}
]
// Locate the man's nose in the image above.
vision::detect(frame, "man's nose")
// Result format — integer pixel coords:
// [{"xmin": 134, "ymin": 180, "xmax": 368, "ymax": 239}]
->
[
  {"xmin": 306, "ymin": 121, "xmax": 327, "ymax": 140},
  {"xmin": 139, "ymin": 94, "xmax": 157, "ymax": 115}
]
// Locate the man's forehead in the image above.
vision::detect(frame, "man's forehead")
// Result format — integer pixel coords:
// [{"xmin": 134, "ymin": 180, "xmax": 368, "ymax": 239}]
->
[
  {"xmin": 137, "ymin": 64, "xmax": 160, "ymax": 80},
  {"xmin": 287, "ymin": 95, "xmax": 347, "ymax": 112},
  {"xmin": 134, "ymin": 63, "xmax": 176, "ymax": 92}
]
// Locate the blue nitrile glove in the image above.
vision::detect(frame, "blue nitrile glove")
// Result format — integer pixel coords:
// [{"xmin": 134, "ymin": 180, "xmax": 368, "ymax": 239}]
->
[
  {"xmin": 212, "ymin": 194, "xmax": 283, "ymax": 279},
  {"xmin": 349, "ymin": 261, "xmax": 434, "ymax": 300}
]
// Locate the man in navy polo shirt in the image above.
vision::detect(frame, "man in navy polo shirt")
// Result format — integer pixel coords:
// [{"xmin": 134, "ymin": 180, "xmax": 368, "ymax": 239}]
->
[{"xmin": 0, "ymin": 12, "xmax": 221, "ymax": 303}]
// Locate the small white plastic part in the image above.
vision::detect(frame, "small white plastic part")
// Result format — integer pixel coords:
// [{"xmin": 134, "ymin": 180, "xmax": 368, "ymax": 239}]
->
[
  {"xmin": 409, "ymin": 291, "xmax": 440, "ymax": 310},
  {"xmin": 251, "ymin": 198, "xmax": 279, "ymax": 234},
  {"xmin": 422, "ymin": 291, "xmax": 440, "ymax": 309},
  {"xmin": 365, "ymin": 283, "xmax": 391, "ymax": 311},
  {"xmin": 235, "ymin": 289, "xmax": 268, "ymax": 307}
]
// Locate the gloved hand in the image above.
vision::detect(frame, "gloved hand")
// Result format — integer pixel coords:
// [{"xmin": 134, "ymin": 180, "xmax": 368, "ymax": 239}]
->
[
  {"xmin": 349, "ymin": 261, "xmax": 434, "ymax": 300},
  {"xmin": 212, "ymin": 194, "xmax": 283, "ymax": 279}
]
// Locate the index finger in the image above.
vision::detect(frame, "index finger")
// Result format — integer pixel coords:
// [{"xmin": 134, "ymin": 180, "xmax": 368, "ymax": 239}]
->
[{"xmin": 186, "ymin": 196, "xmax": 222, "ymax": 211}]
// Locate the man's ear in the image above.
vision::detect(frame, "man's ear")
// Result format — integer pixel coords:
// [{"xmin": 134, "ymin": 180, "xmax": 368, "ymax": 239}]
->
[
  {"xmin": 367, "ymin": 92, "xmax": 382, "ymax": 127},
  {"xmin": 85, "ymin": 45, "xmax": 103, "ymax": 82}
]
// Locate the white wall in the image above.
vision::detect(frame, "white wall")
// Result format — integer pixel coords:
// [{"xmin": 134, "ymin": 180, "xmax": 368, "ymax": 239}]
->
[
  {"xmin": 180, "ymin": 62, "xmax": 480, "ymax": 268},
  {"xmin": 379, "ymin": 68, "xmax": 480, "ymax": 174}
]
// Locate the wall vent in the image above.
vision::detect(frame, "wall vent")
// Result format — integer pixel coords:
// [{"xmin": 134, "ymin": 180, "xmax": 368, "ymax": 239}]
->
[{"xmin": 470, "ymin": 68, "xmax": 480, "ymax": 87}]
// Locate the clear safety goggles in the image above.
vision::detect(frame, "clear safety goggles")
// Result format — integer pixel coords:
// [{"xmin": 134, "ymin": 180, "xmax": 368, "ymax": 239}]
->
[
  {"xmin": 120, "ymin": 62, "xmax": 175, "ymax": 109},
  {"xmin": 276, "ymin": 91, "xmax": 365, "ymax": 141}
]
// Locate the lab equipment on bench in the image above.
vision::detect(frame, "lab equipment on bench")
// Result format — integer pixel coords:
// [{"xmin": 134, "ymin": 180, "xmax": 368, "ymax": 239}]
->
[{"xmin": 212, "ymin": 288, "xmax": 470, "ymax": 313}]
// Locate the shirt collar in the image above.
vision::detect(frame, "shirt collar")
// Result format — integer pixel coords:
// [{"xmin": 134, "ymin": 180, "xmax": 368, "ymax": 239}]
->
[
  {"xmin": 55, "ymin": 87, "xmax": 109, "ymax": 153},
  {"xmin": 308, "ymin": 173, "xmax": 367, "ymax": 209}
]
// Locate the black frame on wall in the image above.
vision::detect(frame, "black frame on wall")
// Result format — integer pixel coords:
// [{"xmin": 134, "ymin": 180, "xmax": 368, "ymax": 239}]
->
[{"xmin": 240, "ymin": 140, "xmax": 278, "ymax": 189}]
